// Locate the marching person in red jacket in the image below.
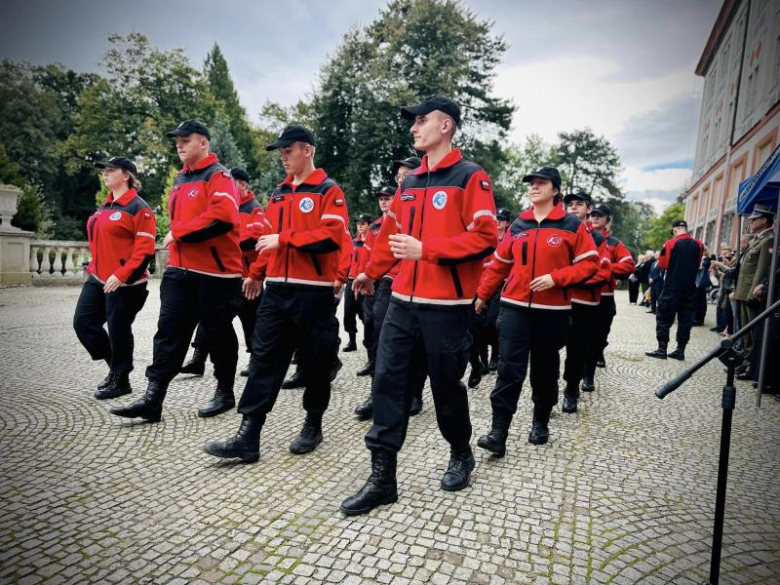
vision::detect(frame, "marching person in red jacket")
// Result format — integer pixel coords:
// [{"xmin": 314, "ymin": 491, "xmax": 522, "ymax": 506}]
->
[
  {"xmin": 582, "ymin": 203, "xmax": 635, "ymax": 389},
  {"xmin": 475, "ymin": 167, "xmax": 599, "ymax": 456},
  {"xmin": 341, "ymin": 96, "xmax": 497, "ymax": 515},
  {"xmin": 203, "ymin": 125, "xmax": 349, "ymax": 463},
  {"xmin": 342, "ymin": 213, "xmax": 372, "ymax": 353},
  {"xmin": 74, "ymin": 157, "xmax": 155, "ymax": 400},
  {"xmin": 111, "ymin": 120, "xmax": 242, "ymax": 423},
  {"xmin": 178, "ymin": 167, "xmax": 266, "ymax": 385}
]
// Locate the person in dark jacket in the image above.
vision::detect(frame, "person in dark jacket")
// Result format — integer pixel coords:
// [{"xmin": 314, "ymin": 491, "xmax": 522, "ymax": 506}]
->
[
  {"xmin": 646, "ymin": 220, "xmax": 704, "ymax": 361},
  {"xmin": 628, "ymin": 254, "xmax": 644, "ymax": 304},
  {"xmin": 648, "ymin": 252, "xmax": 664, "ymax": 314}
]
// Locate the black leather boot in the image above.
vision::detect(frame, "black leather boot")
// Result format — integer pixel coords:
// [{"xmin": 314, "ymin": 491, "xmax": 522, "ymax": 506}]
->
[
  {"xmin": 354, "ymin": 397, "xmax": 373, "ymax": 421},
  {"xmin": 356, "ymin": 360, "xmax": 375, "ymax": 377},
  {"xmin": 197, "ymin": 380, "xmax": 235, "ymax": 418},
  {"xmin": 340, "ymin": 450, "xmax": 398, "ymax": 515},
  {"xmin": 289, "ymin": 413, "xmax": 323, "ymax": 454},
  {"xmin": 477, "ymin": 413, "xmax": 511, "ymax": 457},
  {"xmin": 410, "ymin": 396, "xmax": 423, "ymax": 416},
  {"xmin": 110, "ymin": 380, "xmax": 167, "ymax": 423},
  {"xmin": 95, "ymin": 372, "xmax": 132, "ymax": 400},
  {"xmin": 645, "ymin": 343, "xmax": 668, "ymax": 360},
  {"xmin": 330, "ymin": 358, "xmax": 343, "ymax": 382},
  {"xmin": 180, "ymin": 348, "xmax": 206, "ymax": 376},
  {"xmin": 240, "ymin": 358, "xmax": 250, "ymax": 377},
  {"xmin": 667, "ymin": 345, "xmax": 685, "ymax": 361},
  {"xmin": 441, "ymin": 446, "xmax": 475, "ymax": 491},
  {"xmin": 281, "ymin": 366, "xmax": 306, "ymax": 389},
  {"xmin": 202, "ymin": 415, "xmax": 263, "ymax": 463},
  {"xmin": 343, "ymin": 333, "xmax": 358, "ymax": 352},
  {"xmin": 528, "ymin": 410, "xmax": 550, "ymax": 445},
  {"xmin": 562, "ymin": 385, "xmax": 578, "ymax": 413},
  {"xmin": 580, "ymin": 376, "xmax": 595, "ymax": 392},
  {"xmin": 596, "ymin": 353, "xmax": 606, "ymax": 368},
  {"xmin": 467, "ymin": 362, "xmax": 482, "ymax": 389}
]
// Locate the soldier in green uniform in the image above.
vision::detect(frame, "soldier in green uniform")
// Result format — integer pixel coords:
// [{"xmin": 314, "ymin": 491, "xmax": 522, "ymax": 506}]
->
[{"xmin": 733, "ymin": 204, "xmax": 775, "ymax": 375}]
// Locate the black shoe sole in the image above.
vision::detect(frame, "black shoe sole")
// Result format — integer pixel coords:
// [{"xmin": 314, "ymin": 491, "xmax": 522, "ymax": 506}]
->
[
  {"xmin": 645, "ymin": 354, "xmax": 667, "ymax": 360},
  {"xmin": 468, "ymin": 377, "xmax": 481, "ymax": 389},
  {"xmin": 197, "ymin": 403, "xmax": 235, "ymax": 418},
  {"xmin": 179, "ymin": 369, "xmax": 205, "ymax": 376},
  {"xmin": 562, "ymin": 405, "xmax": 577, "ymax": 413},
  {"xmin": 94, "ymin": 388, "xmax": 131, "ymax": 400},
  {"xmin": 110, "ymin": 410, "xmax": 162, "ymax": 423},
  {"xmin": 668, "ymin": 355, "xmax": 685, "ymax": 361},
  {"xmin": 202, "ymin": 443, "xmax": 259, "ymax": 463},
  {"xmin": 290, "ymin": 435, "xmax": 323, "ymax": 455},
  {"xmin": 340, "ymin": 493, "xmax": 398, "ymax": 516},
  {"xmin": 528, "ymin": 436, "xmax": 548, "ymax": 445},
  {"xmin": 240, "ymin": 371, "xmax": 249, "ymax": 377},
  {"xmin": 441, "ymin": 462, "xmax": 475, "ymax": 492},
  {"xmin": 476, "ymin": 438, "xmax": 506, "ymax": 458}
]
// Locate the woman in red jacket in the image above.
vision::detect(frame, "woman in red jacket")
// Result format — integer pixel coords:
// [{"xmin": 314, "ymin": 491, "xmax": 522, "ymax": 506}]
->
[
  {"xmin": 475, "ymin": 167, "xmax": 598, "ymax": 454},
  {"xmin": 73, "ymin": 157, "xmax": 156, "ymax": 400}
]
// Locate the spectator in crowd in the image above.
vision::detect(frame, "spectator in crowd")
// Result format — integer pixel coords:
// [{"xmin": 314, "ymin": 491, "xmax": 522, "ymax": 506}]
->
[{"xmin": 628, "ymin": 254, "xmax": 644, "ymax": 304}]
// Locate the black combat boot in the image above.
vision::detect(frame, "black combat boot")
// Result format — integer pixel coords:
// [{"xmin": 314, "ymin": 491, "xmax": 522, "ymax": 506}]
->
[
  {"xmin": 197, "ymin": 379, "xmax": 235, "ymax": 418},
  {"xmin": 562, "ymin": 384, "xmax": 578, "ymax": 413},
  {"xmin": 340, "ymin": 450, "xmax": 398, "ymax": 515},
  {"xmin": 477, "ymin": 413, "xmax": 511, "ymax": 457},
  {"xmin": 202, "ymin": 415, "xmax": 263, "ymax": 463},
  {"xmin": 580, "ymin": 376, "xmax": 595, "ymax": 392},
  {"xmin": 528, "ymin": 409, "xmax": 551, "ymax": 445},
  {"xmin": 596, "ymin": 352, "xmax": 606, "ymax": 368},
  {"xmin": 410, "ymin": 396, "xmax": 423, "ymax": 416},
  {"xmin": 281, "ymin": 366, "xmax": 306, "ymax": 389},
  {"xmin": 356, "ymin": 360, "xmax": 375, "ymax": 377},
  {"xmin": 289, "ymin": 413, "xmax": 323, "ymax": 455},
  {"xmin": 645, "ymin": 343, "xmax": 668, "ymax": 360},
  {"xmin": 667, "ymin": 345, "xmax": 685, "ymax": 361},
  {"xmin": 110, "ymin": 380, "xmax": 167, "ymax": 423},
  {"xmin": 342, "ymin": 333, "xmax": 358, "ymax": 352},
  {"xmin": 441, "ymin": 445, "xmax": 476, "ymax": 491},
  {"xmin": 330, "ymin": 358, "xmax": 343, "ymax": 382},
  {"xmin": 354, "ymin": 397, "xmax": 373, "ymax": 421},
  {"xmin": 95, "ymin": 371, "xmax": 132, "ymax": 400},
  {"xmin": 467, "ymin": 361, "xmax": 483, "ymax": 389},
  {"xmin": 180, "ymin": 348, "xmax": 206, "ymax": 376}
]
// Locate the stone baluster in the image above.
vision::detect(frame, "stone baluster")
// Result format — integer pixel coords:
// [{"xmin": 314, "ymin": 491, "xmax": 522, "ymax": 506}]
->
[
  {"xmin": 40, "ymin": 246, "xmax": 52, "ymax": 277},
  {"xmin": 29, "ymin": 245, "xmax": 40, "ymax": 278},
  {"xmin": 76, "ymin": 247, "xmax": 86, "ymax": 277},
  {"xmin": 51, "ymin": 246, "xmax": 64, "ymax": 277},
  {"xmin": 64, "ymin": 246, "xmax": 75, "ymax": 277}
]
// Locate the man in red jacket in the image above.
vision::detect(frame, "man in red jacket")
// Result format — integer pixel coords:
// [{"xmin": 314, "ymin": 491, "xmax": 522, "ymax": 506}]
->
[
  {"xmin": 202, "ymin": 125, "xmax": 349, "ymax": 462},
  {"xmin": 342, "ymin": 213, "xmax": 372, "ymax": 353},
  {"xmin": 341, "ymin": 96, "xmax": 497, "ymax": 515},
  {"xmin": 111, "ymin": 120, "xmax": 242, "ymax": 423}
]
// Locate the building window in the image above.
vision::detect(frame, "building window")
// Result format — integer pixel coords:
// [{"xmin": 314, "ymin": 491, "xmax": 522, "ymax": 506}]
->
[
  {"xmin": 705, "ymin": 220, "xmax": 717, "ymax": 250},
  {"xmin": 720, "ymin": 212, "xmax": 735, "ymax": 248}
]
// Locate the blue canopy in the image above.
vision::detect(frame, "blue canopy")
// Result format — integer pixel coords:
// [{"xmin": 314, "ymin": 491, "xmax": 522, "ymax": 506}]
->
[{"xmin": 738, "ymin": 143, "xmax": 780, "ymax": 215}]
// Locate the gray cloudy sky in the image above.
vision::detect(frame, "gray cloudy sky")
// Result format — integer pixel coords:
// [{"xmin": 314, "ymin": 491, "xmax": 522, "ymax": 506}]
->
[{"xmin": 1, "ymin": 0, "xmax": 722, "ymax": 210}]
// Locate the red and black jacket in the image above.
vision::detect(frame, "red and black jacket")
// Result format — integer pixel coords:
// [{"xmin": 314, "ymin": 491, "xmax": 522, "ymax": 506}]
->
[
  {"xmin": 365, "ymin": 149, "xmax": 498, "ymax": 306},
  {"xmin": 594, "ymin": 229, "xmax": 635, "ymax": 296},
  {"xmin": 658, "ymin": 233, "xmax": 704, "ymax": 290},
  {"xmin": 337, "ymin": 227, "xmax": 353, "ymax": 283},
  {"xmin": 478, "ymin": 203, "xmax": 599, "ymax": 310},
  {"xmin": 168, "ymin": 153, "xmax": 242, "ymax": 277},
  {"xmin": 570, "ymin": 223, "xmax": 611, "ymax": 306},
  {"xmin": 238, "ymin": 191, "xmax": 265, "ymax": 278},
  {"xmin": 361, "ymin": 215, "xmax": 400, "ymax": 280},
  {"xmin": 248, "ymin": 168, "xmax": 349, "ymax": 287},
  {"xmin": 348, "ymin": 233, "xmax": 368, "ymax": 279},
  {"xmin": 86, "ymin": 189, "xmax": 156, "ymax": 285}
]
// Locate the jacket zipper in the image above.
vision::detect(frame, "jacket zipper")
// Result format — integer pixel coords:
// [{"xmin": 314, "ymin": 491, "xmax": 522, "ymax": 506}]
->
[
  {"xmin": 277, "ymin": 203, "xmax": 287, "ymax": 283},
  {"xmin": 529, "ymin": 221, "xmax": 541, "ymax": 307},
  {"xmin": 170, "ymin": 192, "xmax": 182, "ymax": 266},
  {"xmin": 410, "ymin": 173, "xmax": 430, "ymax": 303}
]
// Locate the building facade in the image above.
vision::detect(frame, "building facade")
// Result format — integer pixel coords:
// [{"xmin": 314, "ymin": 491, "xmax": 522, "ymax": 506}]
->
[{"xmin": 686, "ymin": 0, "xmax": 780, "ymax": 252}]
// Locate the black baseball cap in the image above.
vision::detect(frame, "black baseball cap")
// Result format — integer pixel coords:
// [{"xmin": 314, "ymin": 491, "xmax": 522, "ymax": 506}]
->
[
  {"xmin": 401, "ymin": 96, "xmax": 461, "ymax": 127},
  {"xmin": 671, "ymin": 219, "xmax": 688, "ymax": 228},
  {"xmin": 231, "ymin": 168, "xmax": 250, "ymax": 183},
  {"xmin": 522, "ymin": 167, "xmax": 562, "ymax": 190},
  {"xmin": 590, "ymin": 203, "xmax": 612, "ymax": 217},
  {"xmin": 266, "ymin": 125, "xmax": 316, "ymax": 151},
  {"xmin": 496, "ymin": 208, "xmax": 511, "ymax": 222},
  {"xmin": 392, "ymin": 156, "xmax": 422, "ymax": 173},
  {"xmin": 357, "ymin": 213, "xmax": 372, "ymax": 224},
  {"xmin": 563, "ymin": 190, "xmax": 593, "ymax": 206},
  {"xmin": 376, "ymin": 186, "xmax": 395, "ymax": 198},
  {"xmin": 94, "ymin": 156, "xmax": 137, "ymax": 174},
  {"xmin": 167, "ymin": 119, "xmax": 211, "ymax": 140}
]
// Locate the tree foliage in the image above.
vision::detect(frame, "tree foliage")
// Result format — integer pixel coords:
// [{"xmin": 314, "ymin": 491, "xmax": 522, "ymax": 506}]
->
[{"xmin": 642, "ymin": 201, "xmax": 686, "ymax": 251}]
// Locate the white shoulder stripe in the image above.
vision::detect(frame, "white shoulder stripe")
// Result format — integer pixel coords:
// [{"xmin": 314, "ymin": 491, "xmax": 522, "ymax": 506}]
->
[
  {"xmin": 573, "ymin": 250, "xmax": 598, "ymax": 263},
  {"xmin": 321, "ymin": 214, "xmax": 346, "ymax": 224},
  {"xmin": 136, "ymin": 231, "xmax": 155, "ymax": 239},
  {"xmin": 495, "ymin": 252, "xmax": 513, "ymax": 264}
]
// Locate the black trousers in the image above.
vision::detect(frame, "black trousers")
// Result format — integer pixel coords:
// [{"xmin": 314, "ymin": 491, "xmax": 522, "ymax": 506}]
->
[
  {"xmin": 73, "ymin": 276, "xmax": 149, "ymax": 376},
  {"xmin": 628, "ymin": 279, "xmax": 640, "ymax": 303},
  {"xmin": 694, "ymin": 288, "xmax": 708, "ymax": 324},
  {"xmin": 343, "ymin": 278, "xmax": 363, "ymax": 336},
  {"xmin": 584, "ymin": 296, "xmax": 616, "ymax": 378},
  {"xmin": 145, "ymin": 269, "xmax": 241, "ymax": 385},
  {"xmin": 563, "ymin": 303, "xmax": 599, "ymax": 394},
  {"xmin": 237, "ymin": 283, "xmax": 338, "ymax": 418},
  {"xmin": 192, "ymin": 294, "xmax": 261, "ymax": 354},
  {"xmin": 365, "ymin": 300, "xmax": 471, "ymax": 453},
  {"xmin": 490, "ymin": 305, "xmax": 570, "ymax": 418},
  {"xmin": 655, "ymin": 287, "xmax": 697, "ymax": 346},
  {"xmin": 650, "ymin": 281, "xmax": 664, "ymax": 313},
  {"xmin": 362, "ymin": 293, "xmax": 376, "ymax": 356}
]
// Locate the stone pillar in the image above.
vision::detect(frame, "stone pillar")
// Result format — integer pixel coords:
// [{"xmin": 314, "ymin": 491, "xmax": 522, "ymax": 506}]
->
[{"xmin": 0, "ymin": 184, "xmax": 34, "ymax": 286}]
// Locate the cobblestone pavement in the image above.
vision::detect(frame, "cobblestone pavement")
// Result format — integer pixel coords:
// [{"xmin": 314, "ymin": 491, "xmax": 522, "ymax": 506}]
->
[{"xmin": 1, "ymin": 283, "xmax": 778, "ymax": 585}]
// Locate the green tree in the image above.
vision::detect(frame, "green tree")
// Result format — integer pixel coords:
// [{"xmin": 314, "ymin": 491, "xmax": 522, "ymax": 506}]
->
[
  {"xmin": 210, "ymin": 113, "xmax": 247, "ymax": 169},
  {"xmin": 497, "ymin": 135, "xmax": 556, "ymax": 211},
  {"xmin": 555, "ymin": 128, "xmax": 622, "ymax": 201},
  {"xmin": 643, "ymin": 201, "xmax": 685, "ymax": 251},
  {"xmin": 154, "ymin": 166, "xmax": 179, "ymax": 240}
]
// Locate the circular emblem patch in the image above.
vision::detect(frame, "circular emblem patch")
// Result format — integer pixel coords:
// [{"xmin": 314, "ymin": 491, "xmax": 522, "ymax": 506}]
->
[
  {"xmin": 109, "ymin": 212, "xmax": 122, "ymax": 221},
  {"xmin": 299, "ymin": 197, "xmax": 315, "ymax": 213},
  {"xmin": 187, "ymin": 187, "xmax": 199, "ymax": 199},
  {"xmin": 547, "ymin": 234, "xmax": 562, "ymax": 247},
  {"xmin": 432, "ymin": 191, "xmax": 448, "ymax": 210}
]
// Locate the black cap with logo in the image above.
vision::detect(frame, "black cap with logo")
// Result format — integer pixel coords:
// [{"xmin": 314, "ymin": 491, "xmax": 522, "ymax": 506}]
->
[
  {"xmin": 376, "ymin": 186, "xmax": 395, "ymax": 198},
  {"xmin": 563, "ymin": 190, "xmax": 593, "ymax": 206},
  {"xmin": 266, "ymin": 125, "xmax": 316, "ymax": 151},
  {"xmin": 496, "ymin": 208, "xmax": 511, "ymax": 222},
  {"xmin": 590, "ymin": 203, "xmax": 612, "ymax": 217},
  {"xmin": 166, "ymin": 119, "xmax": 211, "ymax": 140},
  {"xmin": 671, "ymin": 219, "xmax": 688, "ymax": 228},
  {"xmin": 357, "ymin": 213, "xmax": 372, "ymax": 224},
  {"xmin": 94, "ymin": 156, "xmax": 137, "ymax": 175},
  {"xmin": 401, "ymin": 96, "xmax": 461, "ymax": 127},
  {"xmin": 231, "ymin": 168, "xmax": 250, "ymax": 183},
  {"xmin": 522, "ymin": 167, "xmax": 562, "ymax": 190},
  {"xmin": 392, "ymin": 156, "xmax": 422, "ymax": 173}
]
